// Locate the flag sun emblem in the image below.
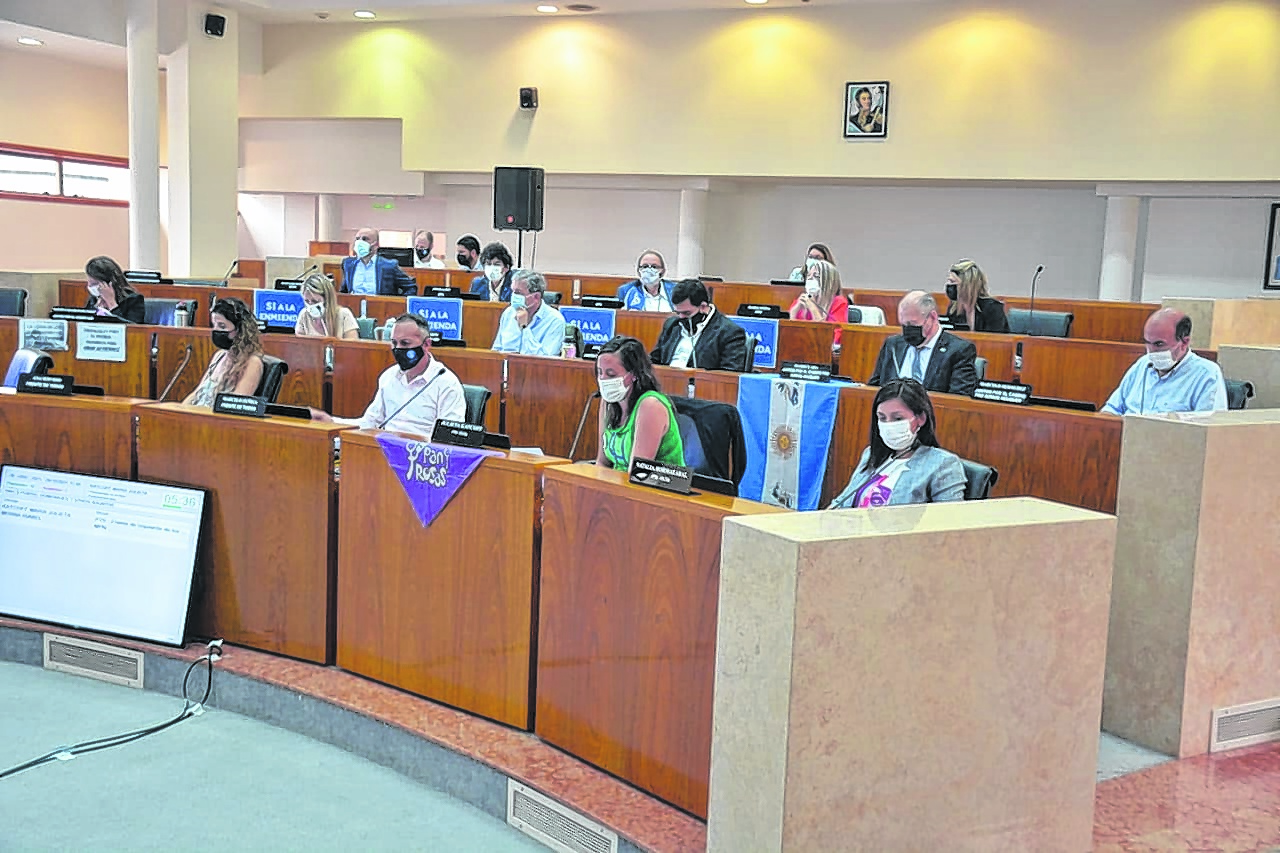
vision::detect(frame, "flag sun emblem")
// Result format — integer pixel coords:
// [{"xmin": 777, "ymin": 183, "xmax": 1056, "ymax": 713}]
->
[{"xmin": 770, "ymin": 425, "xmax": 798, "ymax": 459}]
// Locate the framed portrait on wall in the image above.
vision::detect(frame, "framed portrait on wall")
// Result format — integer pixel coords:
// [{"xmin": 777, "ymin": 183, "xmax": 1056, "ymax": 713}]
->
[
  {"xmin": 1266, "ymin": 203, "xmax": 1280, "ymax": 290},
  {"xmin": 844, "ymin": 82, "xmax": 889, "ymax": 139}
]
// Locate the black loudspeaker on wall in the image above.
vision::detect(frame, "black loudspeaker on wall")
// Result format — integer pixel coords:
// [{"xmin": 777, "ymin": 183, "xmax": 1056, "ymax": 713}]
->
[
  {"xmin": 493, "ymin": 167, "xmax": 545, "ymax": 232},
  {"xmin": 204, "ymin": 14, "xmax": 227, "ymax": 38}
]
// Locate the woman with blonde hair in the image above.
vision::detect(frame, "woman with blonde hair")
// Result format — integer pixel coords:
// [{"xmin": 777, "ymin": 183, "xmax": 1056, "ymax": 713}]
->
[
  {"xmin": 789, "ymin": 259, "xmax": 850, "ymax": 345},
  {"xmin": 945, "ymin": 259, "xmax": 1009, "ymax": 333},
  {"xmin": 183, "ymin": 297, "xmax": 266, "ymax": 407},
  {"xmin": 295, "ymin": 272, "xmax": 359, "ymax": 340}
]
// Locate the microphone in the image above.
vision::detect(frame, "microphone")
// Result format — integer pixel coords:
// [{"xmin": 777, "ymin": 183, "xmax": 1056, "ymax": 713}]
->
[
  {"xmin": 568, "ymin": 391, "xmax": 602, "ymax": 461},
  {"xmin": 218, "ymin": 260, "xmax": 239, "ymax": 287},
  {"xmin": 377, "ymin": 365, "xmax": 446, "ymax": 430},
  {"xmin": 1028, "ymin": 264, "xmax": 1044, "ymax": 337},
  {"xmin": 157, "ymin": 344, "xmax": 193, "ymax": 402}
]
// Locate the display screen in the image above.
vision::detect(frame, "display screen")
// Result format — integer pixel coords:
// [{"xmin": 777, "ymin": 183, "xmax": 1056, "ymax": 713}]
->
[{"xmin": 0, "ymin": 465, "xmax": 205, "ymax": 646}]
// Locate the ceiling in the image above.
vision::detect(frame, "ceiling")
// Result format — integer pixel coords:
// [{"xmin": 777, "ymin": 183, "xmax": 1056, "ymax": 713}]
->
[{"xmin": 222, "ymin": 0, "xmax": 841, "ymax": 23}]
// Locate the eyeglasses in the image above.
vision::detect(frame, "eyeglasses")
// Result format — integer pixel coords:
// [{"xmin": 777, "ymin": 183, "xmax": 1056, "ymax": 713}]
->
[{"xmin": 638, "ymin": 264, "xmax": 662, "ymax": 271}]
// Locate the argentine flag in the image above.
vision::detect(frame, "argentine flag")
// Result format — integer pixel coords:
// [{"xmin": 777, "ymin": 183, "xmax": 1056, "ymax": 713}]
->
[{"xmin": 737, "ymin": 374, "xmax": 844, "ymax": 510}]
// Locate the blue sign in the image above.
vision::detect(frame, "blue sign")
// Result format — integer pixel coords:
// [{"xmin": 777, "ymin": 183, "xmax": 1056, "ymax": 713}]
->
[
  {"xmin": 559, "ymin": 306, "xmax": 617, "ymax": 347},
  {"xmin": 729, "ymin": 316, "xmax": 779, "ymax": 370},
  {"xmin": 406, "ymin": 297, "xmax": 464, "ymax": 340},
  {"xmin": 254, "ymin": 289, "xmax": 305, "ymax": 328}
]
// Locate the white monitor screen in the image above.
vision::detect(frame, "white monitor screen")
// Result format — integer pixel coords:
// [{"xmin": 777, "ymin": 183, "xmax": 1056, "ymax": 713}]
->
[{"xmin": 0, "ymin": 465, "xmax": 205, "ymax": 646}]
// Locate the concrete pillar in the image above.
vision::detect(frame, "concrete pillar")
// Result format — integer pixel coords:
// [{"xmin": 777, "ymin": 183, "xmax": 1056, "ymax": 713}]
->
[
  {"xmin": 126, "ymin": 0, "xmax": 161, "ymax": 271},
  {"xmin": 677, "ymin": 187, "xmax": 708, "ymax": 279},
  {"xmin": 1099, "ymin": 196, "xmax": 1141, "ymax": 302},
  {"xmin": 166, "ymin": 2, "xmax": 239, "ymax": 277},
  {"xmin": 318, "ymin": 194, "xmax": 343, "ymax": 242}
]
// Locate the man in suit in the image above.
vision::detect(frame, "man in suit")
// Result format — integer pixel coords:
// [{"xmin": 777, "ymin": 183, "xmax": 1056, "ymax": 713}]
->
[
  {"xmin": 650, "ymin": 279, "xmax": 748, "ymax": 372},
  {"xmin": 869, "ymin": 290, "xmax": 978, "ymax": 396},
  {"xmin": 340, "ymin": 227, "xmax": 417, "ymax": 297}
]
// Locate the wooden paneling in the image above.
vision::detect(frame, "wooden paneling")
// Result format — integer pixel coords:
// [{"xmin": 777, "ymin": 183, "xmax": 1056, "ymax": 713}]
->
[
  {"xmin": 1017, "ymin": 337, "xmax": 1219, "ymax": 408},
  {"xmin": 0, "ymin": 318, "xmax": 152, "ymax": 399},
  {"xmin": 259, "ymin": 335, "xmax": 328, "ymax": 409},
  {"xmin": 154, "ymin": 327, "xmax": 215, "ymax": 404},
  {"xmin": 1000, "ymin": 296, "xmax": 1155, "ymax": 343},
  {"xmin": 0, "ymin": 394, "xmax": 136, "ymax": 478},
  {"xmin": 536, "ymin": 464, "xmax": 786, "ymax": 818},
  {"xmin": 328, "ymin": 339, "xmax": 396, "ymax": 419},
  {"xmin": 615, "ymin": 311, "xmax": 839, "ymax": 370},
  {"xmin": 506, "ymin": 356, "xmax": 600, "ymax": 459},
  {"xmin": 135, "ymin": 403, "xmax": 346, "ymax": 663},
  {"xmin": 543, "ymin": 273, "xmax": 630, "ymax": 303},
  {"xmin": 307, "ymin": 242, "xmax": 348, "ymax": 257},
  {"xmin": 837, "ymin": 325, "xmax": 1018, "ymax": 384},
  {"xmin": 336, "ymin": 431, "xmax": 565, "ymax": 728},
  {"xmin": 57, "ymin": 281, "xmax": 259, "ymax": 328},
  {"xmin": 708, "ymin": 282, "xmax": 800, "ymax": 313},
  {"xmin": 236, "ymin": 259, "xmax": 266, "ymax": 288}
]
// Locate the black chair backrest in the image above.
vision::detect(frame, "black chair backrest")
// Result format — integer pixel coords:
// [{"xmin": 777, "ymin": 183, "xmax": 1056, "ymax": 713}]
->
[
  {"xmin": 256, "ymin": 355, "xmax": 289, "ymax": 403},
  {"xmin": 563, "ymin": 322, "xmax": 584, "ymax": 357},
  {"xmin": 461, "ymin": 384, "xmax": 492, "ymax": 426},
  {"xmin": 959, "ymin": 458, "xmax": 999, "ymax": 500},
  {"xmin": 0, "ymin": 287, "xmax": 29, "ymax": 317},
  {"xmin": 543, "ymin": 291, "xmax": 563, "ymax": 306},
  {"xmin": 743, "ymin": 333, "xmax": 758, "ymax": 373},
  {"xmin": 671, "ymin": 395, "xmax": 747, "ymax": 490},
  {"xmin": 974, "ymin": 356, "xmax": 988, "ymax": 382},
  {"xmin": 847, "ymin": 305, "xmax": 862, "ymax": 324},
  {"xmin": 1008, "ymin": 309, "xmax": 1073, "ymax": 337},
  {"xmin": 1225, "ymin": 378, "xmax": 1254, "ymax": 410},
  {"xmin": 143, "ymin": 298, "xmax": 197, "ymax": 327},
  {"xmin": 675, "ymin": 412, "xmax": 708, "ymax": 473},
  {"xmin": 3, "ymin": 348, "xmax": 54, "ymax": 388}
]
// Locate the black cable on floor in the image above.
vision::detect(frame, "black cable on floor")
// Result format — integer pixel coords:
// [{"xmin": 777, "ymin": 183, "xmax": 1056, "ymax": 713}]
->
[{"xmin": 0, "ymin": 645, "xmax": 219, "ymax": 782}]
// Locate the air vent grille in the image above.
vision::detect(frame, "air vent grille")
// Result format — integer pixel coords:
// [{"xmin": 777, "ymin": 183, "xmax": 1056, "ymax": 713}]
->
[
  {"xmin": 507, "ymin": 780, "xmax": 617, "ymax": 853},
  {"xmin": 1211, "ymin": 697, "xmax": 1280, "ymax": 752},
  {"xmin": 43, "ymin": 634, "xmax": 144, "ymax": 689}
]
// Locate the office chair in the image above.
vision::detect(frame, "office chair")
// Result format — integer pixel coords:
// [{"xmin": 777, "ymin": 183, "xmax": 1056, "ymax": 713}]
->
[
  {"xmin": 0, "ymin": 287, "xmax": 29, "ymax": 317},
  {"xmin": 563, "ymin": 322, "xmax": 584, "ymax": 357},
  {"xmin": 3, "ymin": 348, "xmax": 54, "ymax": 388},
  {"xmin": 671, "ymin": 396, "xmax": 748, "ymax": 491},
  {"xmin": 850, "ymin": 305, "xmax": 885, "ymax": 325},
  {"xmin": 959, "ymin": 458, "xmax": 999, "ymax": 500},
  {"xmin": 256, "ymin": 356, "xmax": 289, "ymax": 403},
  {"xmin": 143, "ymin": 299, "xmax": 198, "ymax": 326},
  {"xmin": 461, "ymin": 384, "xmax": 492, "ymax": 426},
  {"xmin": 543, "ymin": 291, "xmax": 563, "ymax": 306},
  {"xmin": 1008, "ymin": 309, "xmax": 1073, "ymax": 337},
  {"xmin": 974, "ymin": 356, "xmax": 988, "ymax": 382},
  {"xmin": 1225, "ymin": 379, "xmax": 1254, "ymax": 411},
  {"xmin": 742, "ymin": 334, "xmax": 759, "ymax": 373}
]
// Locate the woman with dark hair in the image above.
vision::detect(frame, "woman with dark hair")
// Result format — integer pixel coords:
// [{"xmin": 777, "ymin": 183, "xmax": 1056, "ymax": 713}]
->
[
  {"xmin": 594, "ymin": 335, "xmax": 685, "ymax": 470},
  {"xmin": 788, "ymin": 242, "xmax": 836, "ymax": 282},
  {"xmin": 183, "ymin": 297, "xmax": 265, "ymax": 407},
  {"xmin": 84, "ymin": 256, "xmax": 145, "ymax": 323},
  {"xmin": 945, "ymin": 259, "xmax": 1009, "ymax": 333},
  {"xmin": 829, "ymin": 378, "xmax": 964, "ymax": 508}
]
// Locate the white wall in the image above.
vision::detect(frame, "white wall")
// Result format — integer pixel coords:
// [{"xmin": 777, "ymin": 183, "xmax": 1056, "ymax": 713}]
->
[
  {"xmin": 238, "ymin": 118, "xmax": 423, "ymax": 196},
  {"xmin": 1140, "ymin": 197, "xmax": 1280, "ymax": 302}
]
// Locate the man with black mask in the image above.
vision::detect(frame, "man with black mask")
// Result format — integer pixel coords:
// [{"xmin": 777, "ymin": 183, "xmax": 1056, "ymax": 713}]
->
[
  {"xmin": 455, "ymin": 234, "xmax": 482, "ymax": 271},
  {"xmin": 310, "ymin": 313, "xmax": 465, "ymax": 436},
  {"xmin": 649, "ymin": 278, "xmax": 748, "ymax": 372},
  {"xmin": 869, "ymin": 290, "xmax": 978, "ymax": 395}
]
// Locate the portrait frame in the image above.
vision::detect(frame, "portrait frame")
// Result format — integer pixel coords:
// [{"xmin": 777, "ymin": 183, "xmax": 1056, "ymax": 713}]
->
[
  {"xmin": 1265, "ymin": 203, "xmax": 1280, "ymax": 290},
  {"xmin": 844, "ymin": 81, "xmax": 890, "ymax": 140}
]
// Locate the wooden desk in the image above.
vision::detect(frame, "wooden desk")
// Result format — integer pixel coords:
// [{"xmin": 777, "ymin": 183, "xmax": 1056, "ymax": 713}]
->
[
  {"xmin": 336, "ymin": 431, "xmax": 565, "ymax": 728},
  {"xmin": 333, "ymin": 293, "xmax": 506, "ymax": 351},
  {"xmin": 0, "ymin": 318, "xmax": 152, "ymax": 399},
  {"xmin": 259, "ymin": 335, "xmax": 328, "ymax": 410},
  {"xmin": 837, "ymin": 325, "xmax": 1018, "ymax": 384},
  {"xmin": 506, "ymin": 356, "xmax": 599, "ymax": 458},
  {"xmin": 57, "ymin": 281, "xmax": 260, "ymax": 328},
  {"xmin": 1018, "ymin": 337, "xmax": 1218, "ymax": 408},
  {"xmin": 323, "ymin": 263, "xmax": 450, "ymax": 293},
  {"xmin": 1001, "ymin": 296, "xmax": 1154, "ymax": 343},
  {"xmin": 536, "ymin": 464, "xmax": 786, "ymax": 817},
  {"xmin": 0, "ymin": 393, "xmax": 137, "ymax": 478},
  {"xmin": 135, "ymin": 403, "xmax": 347, "ymax": 663},
  {"xmin": 615, "ymin": 311, "xmax": 838, "ymax": 368}
]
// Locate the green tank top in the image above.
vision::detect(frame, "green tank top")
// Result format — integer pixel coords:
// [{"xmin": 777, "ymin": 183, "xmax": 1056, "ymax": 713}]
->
[{"xmin": 602, "ymin": 391, "xmax": 685, "ymax": 471}]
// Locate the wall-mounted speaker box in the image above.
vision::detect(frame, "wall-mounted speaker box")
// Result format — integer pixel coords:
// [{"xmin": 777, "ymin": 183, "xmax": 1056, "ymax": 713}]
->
[
  {"xmin": 493, "ymin": 167, "xmax": 545, "ymax": 232},
  {"xmin": 204, "ymin": 14, "xmax": 227, "ymax": 37}
]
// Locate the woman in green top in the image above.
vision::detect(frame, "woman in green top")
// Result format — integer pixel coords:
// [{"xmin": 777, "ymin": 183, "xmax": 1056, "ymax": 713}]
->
[{"xmin": 595, "ymin": 336, "xmax": 685, "ymax": 471}]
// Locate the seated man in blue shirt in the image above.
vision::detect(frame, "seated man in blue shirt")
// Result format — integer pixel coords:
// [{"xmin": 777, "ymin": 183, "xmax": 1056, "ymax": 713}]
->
[
  {"xmin": 340, "ymin": 227, "xmax": 417, "ymax": 296},
  {"xmin": 1102, "ymin": 308, "xmax": 1227, "ymax": 415},
  {"xmin": 492, "ymin": 270, "xmax": 567, "ymax": 357}
]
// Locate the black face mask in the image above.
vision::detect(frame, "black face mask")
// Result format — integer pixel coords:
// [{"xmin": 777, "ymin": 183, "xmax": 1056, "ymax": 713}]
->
[
  {"xmin": 901, "ymin": 324, "xmax": 926, "ymax": 347},
  {"xmin": 456, "ymin": 253, "xmax": 470, "ymax": 267},
  {"xmin": 393, "ymin": 345, "xmax": 425, "ymax": 372},
  {"xmin": 683, "ymin": 310, "xmax": 708, "ymax": 334},
  {"xmin": 416, "ymin": 247, "xmax": 431, "ymax": 260},
  {"xmin": 211, "ymin": 330, "xmax": 233, "ymax": 350},
  {"xmin": 945, "ymin": 283, "xmax": 958, "ymax": 302}
]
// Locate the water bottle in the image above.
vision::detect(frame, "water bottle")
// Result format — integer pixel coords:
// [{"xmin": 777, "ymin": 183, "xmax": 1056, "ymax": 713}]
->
[
  {"xmin": 562, "ymin": 340, "xmax": 577, "ymax": 359},
  {"xmin": 173, "ymin": 304, "xmax": 189, "ymax": 327}
]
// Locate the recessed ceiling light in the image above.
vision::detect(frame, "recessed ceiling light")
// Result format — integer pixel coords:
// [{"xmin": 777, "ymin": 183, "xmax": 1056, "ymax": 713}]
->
[
  {"xmin": 565, "ymin": 3, "xmax": 597, "ymax": 10},
  {"xmin": 16, "ymin": 36, "xmax": 44, "ymax": 46},
  {"xmin": 353, "ymin": 9, "xmax": 376, "ymax": 19},
  {"xmin": 536, "ymin": 4, "xmax": 559, "ymax": 11},
  {"xmin": 745, "ymin": 0, "xmax": 768, "ymax": 4}
]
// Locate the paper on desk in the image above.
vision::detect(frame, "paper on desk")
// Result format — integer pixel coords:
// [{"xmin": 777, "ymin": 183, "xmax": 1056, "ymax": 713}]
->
[{"xmin": 511, "ymin": 447, "xmax": 544, "ymax": 455}]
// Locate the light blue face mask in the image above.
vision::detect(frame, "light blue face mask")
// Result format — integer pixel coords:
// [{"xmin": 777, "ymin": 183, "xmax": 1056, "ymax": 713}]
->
[
  {"xmin": 354, "ymin": 239, "xmax": 372, "ymax": 259},
  {"xmin": 511, "ymin": 293, "xmax": 527, "ymax": 310}
]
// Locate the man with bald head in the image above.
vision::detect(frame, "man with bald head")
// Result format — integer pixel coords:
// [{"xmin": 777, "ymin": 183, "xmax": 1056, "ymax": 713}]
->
[
  {"xmin": 868, "ymin": 290, "xmax": 979, "ymax": 396},
  {"xmin": 1101, "ymin": 308, "xmax": 1226, "ymax": 415},
  {"xmin": 339, "ymin": 226, "xmax": 418, "ymax": 296}
]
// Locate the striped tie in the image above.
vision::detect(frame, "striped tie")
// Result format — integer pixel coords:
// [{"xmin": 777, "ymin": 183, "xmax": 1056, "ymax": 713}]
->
[{"xmin": 911, "ymin": 349, "xmax": 924, "ymax": 382}]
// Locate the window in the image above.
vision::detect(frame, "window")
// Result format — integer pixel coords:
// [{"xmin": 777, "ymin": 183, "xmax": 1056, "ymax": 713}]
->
[{"xmin": 0, "ymin": 144, "xmax": 128, "ymax": 206}]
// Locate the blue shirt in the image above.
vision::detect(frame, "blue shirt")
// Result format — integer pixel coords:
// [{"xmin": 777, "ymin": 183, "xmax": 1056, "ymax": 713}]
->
[
  {"xmin": 350, "ymin": 256, "xmax": 378, "ymax": 295},
  {"xmin": 1102, "ymin": 351, "xmax": 1227, "ymax": 415},
  {"xmin": 492, "ymin": 302, "xmax": 567, "ymax": 356}
]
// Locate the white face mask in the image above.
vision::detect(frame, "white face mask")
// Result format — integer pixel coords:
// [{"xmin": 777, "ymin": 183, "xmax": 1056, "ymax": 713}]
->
[
  {"xmin": 307, "ymin": 302, "xmax": 324, "ymax": 317},
  {"xmin": 877, "ymin": 418, "xmax": 917, "ymax": 452},
  {"xmin": 638, "ymin": 268, "xmax": 661, "ymax": 287},
  {"xmin": 484, "ymin": 264, "xmax": 504, "ymax": 284},
  {"xmin": 88, "ymin": 284, "xmax": 101, "ymax": 298},
  {"xmin": 1148, "ymin": 349, "xmax": 1176, "ymax": 371},
  {"xmin": 598, "ymin": 375, "xmax": 629, "ymax": 404},
  {"xmin": 804, "ymin": 279, "xmax": 820, "ymax": 297}
]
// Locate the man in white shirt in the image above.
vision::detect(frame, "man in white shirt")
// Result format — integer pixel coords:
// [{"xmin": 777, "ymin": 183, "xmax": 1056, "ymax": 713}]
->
[
  {"xmin": 412, "ymin": 229, "xmax": 446, "ymax": 269},
  {"xmin": 491, "ymin": 270, "xmax": 567, "ymax": 356},
  {"xmin": 310, "ymin": 314, "xmax": 466, "ymax": 436}
]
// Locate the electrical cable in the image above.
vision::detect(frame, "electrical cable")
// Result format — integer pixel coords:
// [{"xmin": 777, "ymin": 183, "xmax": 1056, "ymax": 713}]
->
[
  {"xmin": 531, "ymin": 231, "xmax": 538, "ymax": 270},
  {"xmin": 0, "ymin": 643, "xmax": 220, "ymax": 782}
]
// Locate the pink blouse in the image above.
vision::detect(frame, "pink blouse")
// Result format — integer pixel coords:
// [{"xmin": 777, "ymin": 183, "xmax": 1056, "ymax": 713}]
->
[{"xmin": 790, "ymin": 294, "xmax": 849, "ymax": 345}]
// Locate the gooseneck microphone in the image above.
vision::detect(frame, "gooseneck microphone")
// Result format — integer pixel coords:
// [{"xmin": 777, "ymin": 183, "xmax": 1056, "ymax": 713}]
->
[
  {"xmin": 218, "ymin": 260, "xmax": 239, "ymax": 287},
  {"xmin": 377, "ymin": 365, "xmax": 446, "ymax": 430},
  {"xmin": 1028, "ymin": 264, "xmax": 1045, "ymax": 336},
  {"xmin": 157, "ymin": 344, "xmax": 193, "ymax": 402},
  {"xmin": 568, "ymin": 391, "xmax": 602, "ymax": 461}
]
